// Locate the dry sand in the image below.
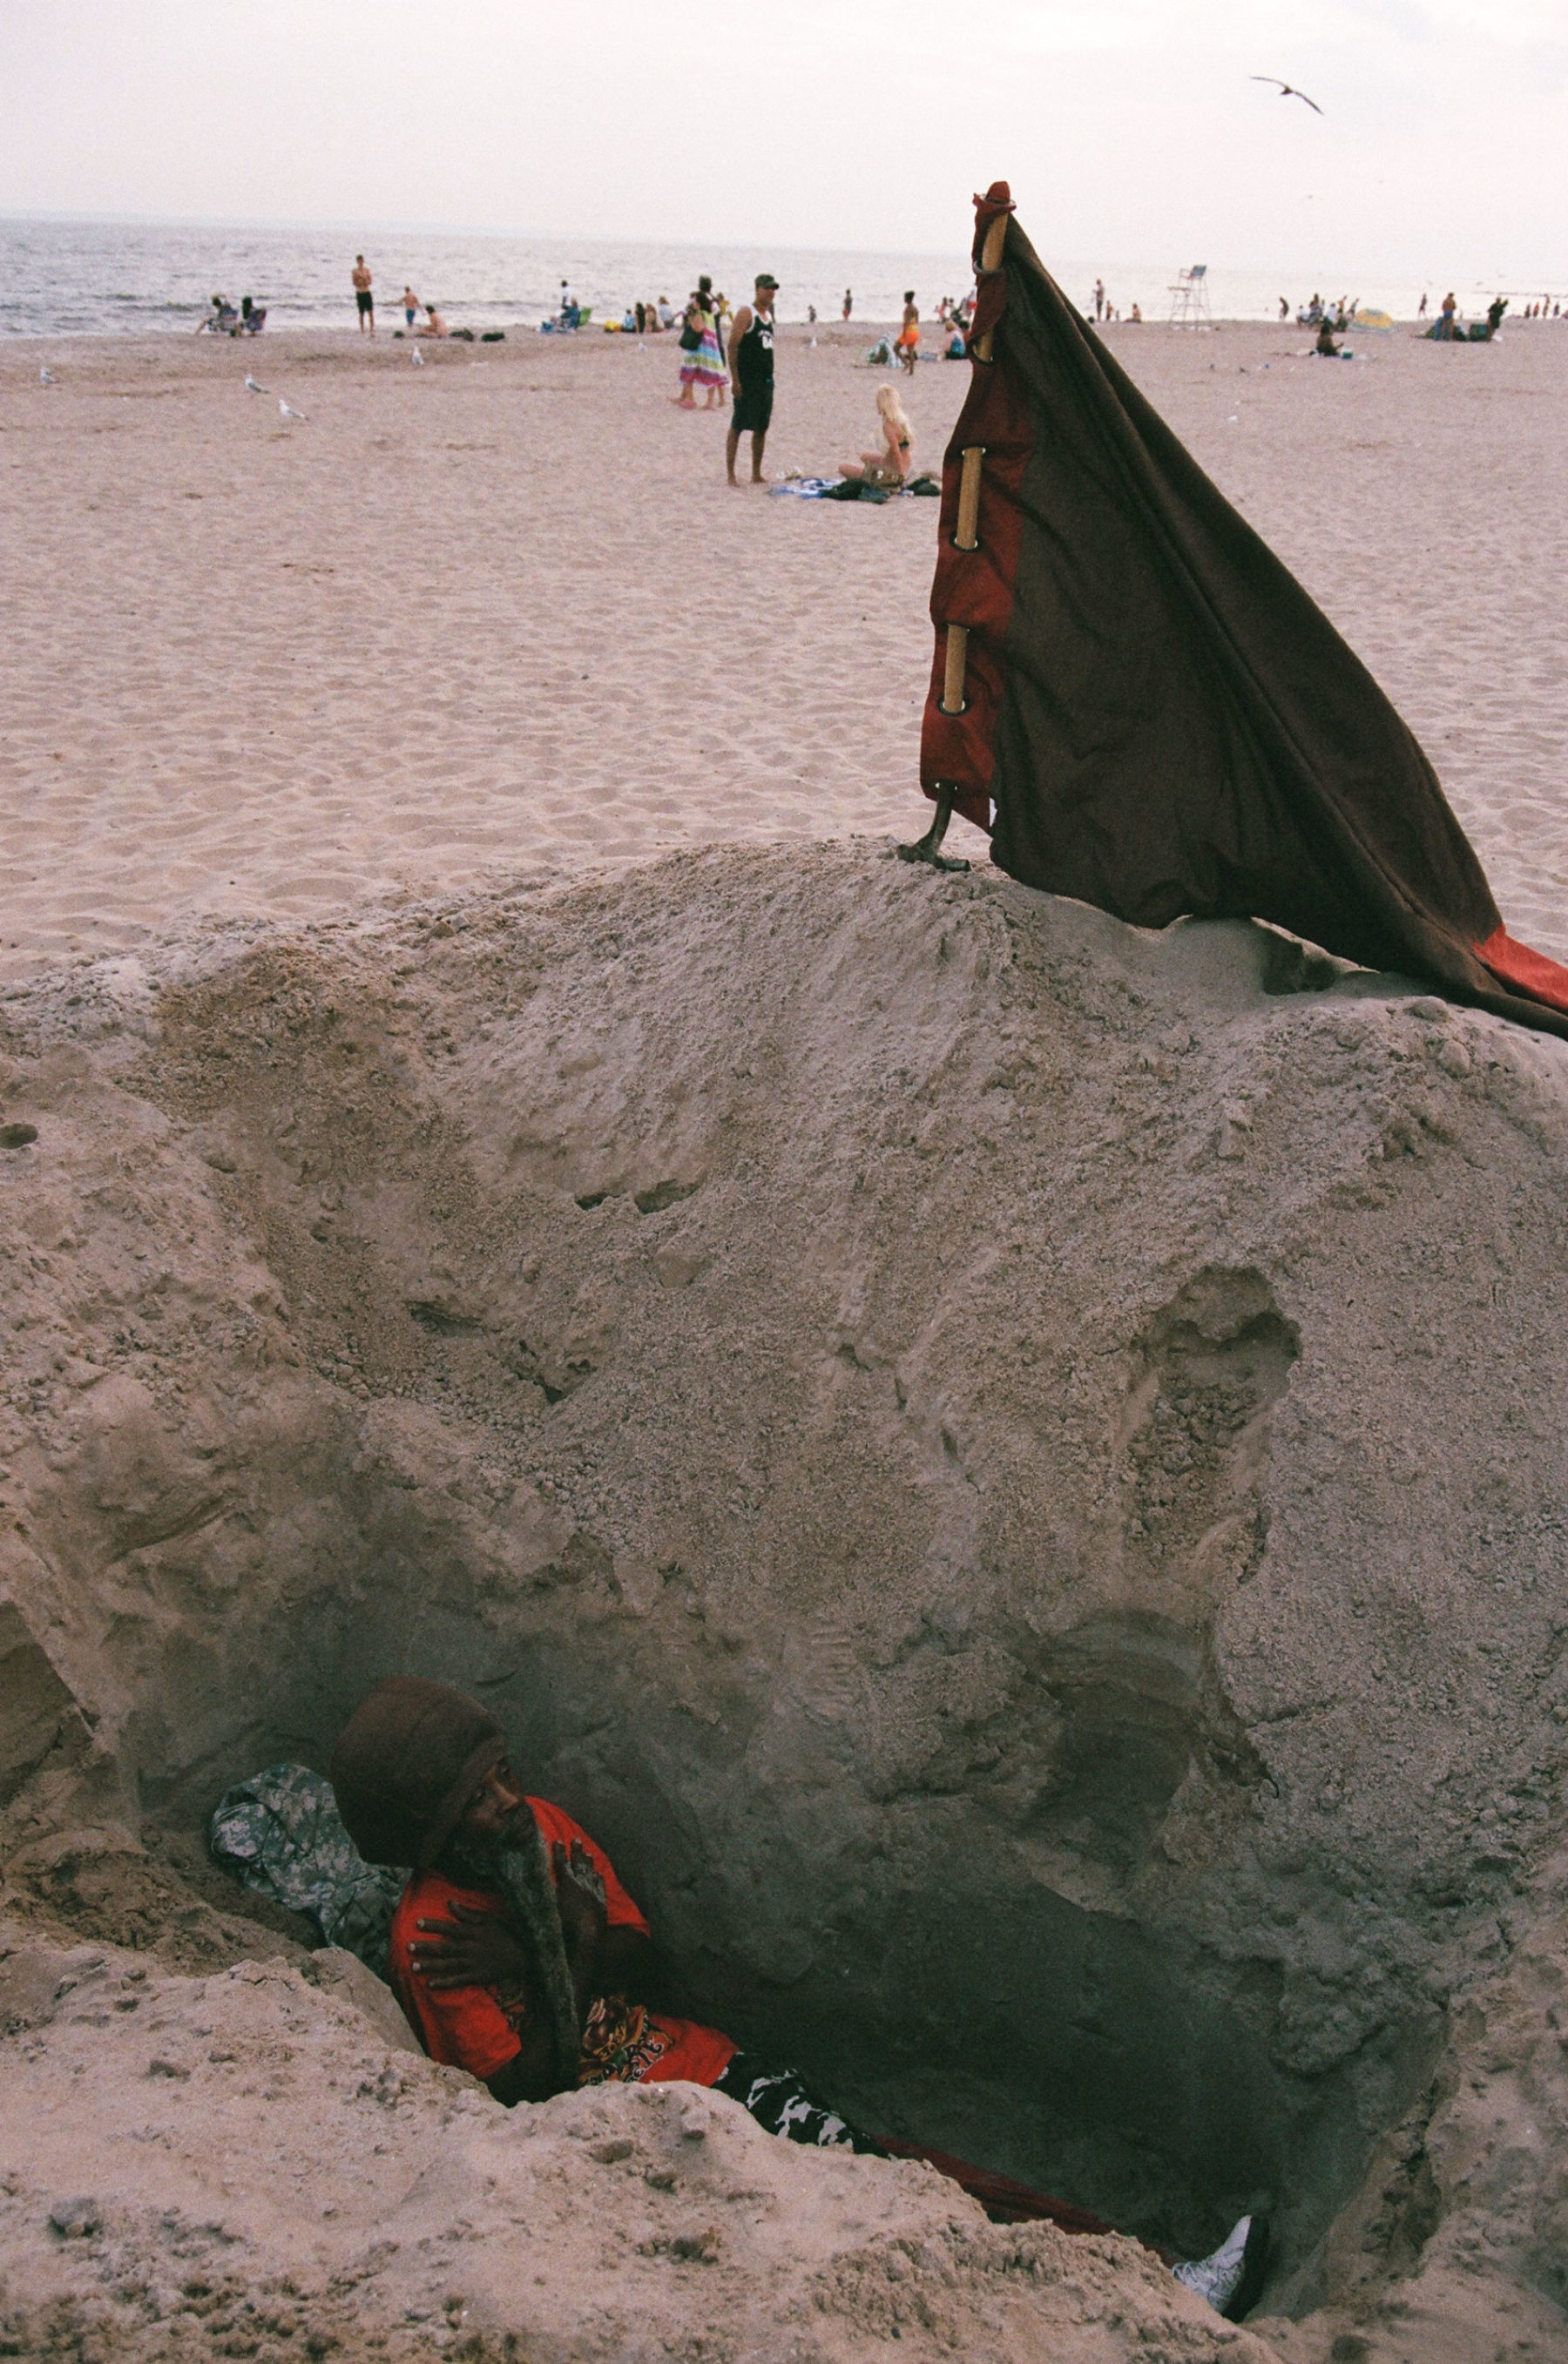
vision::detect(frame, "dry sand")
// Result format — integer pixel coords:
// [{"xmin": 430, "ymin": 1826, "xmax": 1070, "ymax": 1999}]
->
[
  {"xmin": 0, "ymin": 1928, "xmax": 1278, "ymax": 2364},
  {"xmin": 3, "ymin": 845, "xmax": 1568, "ymax": 2362},
  {"xmin": 3, "ymin": 311, "xmax": 1568, "ymax": 2364},
  {"xmin": 2, "ymin": 317, "xmax": 1565, "ymax": 980}
]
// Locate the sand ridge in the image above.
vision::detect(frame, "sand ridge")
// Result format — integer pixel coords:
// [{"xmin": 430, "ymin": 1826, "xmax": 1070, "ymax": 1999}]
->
[{"xmin": 0, "ymin": 1919, "xmax": 1285, "ymax": 2364}]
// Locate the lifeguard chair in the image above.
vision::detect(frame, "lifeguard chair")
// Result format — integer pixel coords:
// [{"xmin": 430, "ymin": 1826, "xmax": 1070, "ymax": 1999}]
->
[{"xmin": 1168, "ymin": 265, "xmax": 1212, "ymax": 328}]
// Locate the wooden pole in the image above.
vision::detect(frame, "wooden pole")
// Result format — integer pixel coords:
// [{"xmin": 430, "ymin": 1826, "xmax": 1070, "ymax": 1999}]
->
[
  {"xmin": 938, "ymin": 208, "xmax": 1009, "ymax": 714},
  {"xmin": 955, "ymin": 447, "xmax": 984, "ymax": 550},
  {"xmin": 940, "ymin": 625, "xmax": 970, "ymax": 715}
]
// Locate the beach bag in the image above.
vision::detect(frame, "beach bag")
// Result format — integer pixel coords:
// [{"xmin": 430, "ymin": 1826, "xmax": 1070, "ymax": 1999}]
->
[{"xmin": 679, "ymin": 315, "xmax": 701, "ymax": 351}]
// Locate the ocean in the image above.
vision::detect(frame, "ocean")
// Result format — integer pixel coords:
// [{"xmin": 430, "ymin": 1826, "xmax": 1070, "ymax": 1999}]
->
[{"xmin": 3, "ymin": 214, "xmax": 1528, "ymax": 341}]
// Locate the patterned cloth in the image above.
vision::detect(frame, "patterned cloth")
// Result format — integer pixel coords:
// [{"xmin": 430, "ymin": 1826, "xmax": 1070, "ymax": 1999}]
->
[
  {"xmin": 713, "ymin": 2051, "xmax": 888, "ymax": 2155},
  {"xmin": 679, "ymin": 312, "xmax": 728, "ymax": 388},
  {"xmin": 209, "ymin": 1763, "xmax": 408, "ymax": 1979},
  {"xmin": 578, "ymin": 1993, "xmax": 683, "ymax": 2084}
]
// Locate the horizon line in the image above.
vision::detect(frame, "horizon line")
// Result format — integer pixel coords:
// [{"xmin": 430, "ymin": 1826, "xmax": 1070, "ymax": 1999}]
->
[{"xmin": 0, "ymin": 207, "xmax": 1546, "ymax": 298}]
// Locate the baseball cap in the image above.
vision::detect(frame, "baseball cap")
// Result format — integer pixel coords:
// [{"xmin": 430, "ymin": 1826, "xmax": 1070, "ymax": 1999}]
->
[{"xmin": 755, "ymin": 273, "xmax": 779, "ymax": 288}]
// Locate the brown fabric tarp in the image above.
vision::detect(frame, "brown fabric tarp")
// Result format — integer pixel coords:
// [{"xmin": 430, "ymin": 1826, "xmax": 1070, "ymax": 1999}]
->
[{"xmin": 919, "ymin": 183, "xmax": 1568, "ymax": 1042}]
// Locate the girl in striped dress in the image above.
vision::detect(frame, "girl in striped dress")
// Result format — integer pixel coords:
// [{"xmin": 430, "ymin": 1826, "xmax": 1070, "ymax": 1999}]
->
[{"xmin": 673, "ymin": 291, "xmax": 729, "ymax": 409}]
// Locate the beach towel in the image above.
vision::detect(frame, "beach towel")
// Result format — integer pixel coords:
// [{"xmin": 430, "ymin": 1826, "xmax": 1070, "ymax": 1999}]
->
[
  {"xmin": 209, "ymin": 1762, "xmax": 408, "ymax": 1977},
  {"xmin": 772, "ymin": 476, "xmax": 940, "ymax": 503},
  {"xmin": 918, "ymin": 182, "xmax": 1568, "ymax": 1039}
]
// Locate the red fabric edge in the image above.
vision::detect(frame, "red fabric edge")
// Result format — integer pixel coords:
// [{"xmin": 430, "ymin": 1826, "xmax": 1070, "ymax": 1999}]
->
[
  {"xmin": 876, "ymin": 2135, "xmax": 1118, "ymax": 2236},
  {"xmin": 918, "ymin": 190, "xmax": 1032, "ymax": 832},
  {"xmin": 1474, "ymin": 927, "xmax": 1568, "ymax": 1018}
]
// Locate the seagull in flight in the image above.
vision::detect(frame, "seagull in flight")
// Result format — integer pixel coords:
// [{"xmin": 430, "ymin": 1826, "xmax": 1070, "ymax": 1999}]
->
[
  {"xmin": 1252, "ymin": 76, "xmax": 1323, "ymax": 112},
  {"xmin": 244, "ymin": 373, "xmax": 269, "ymax": 395},
  {"xmin": 39, "ymin": 365, "xmax": 57, "ymax": 385},
  {"xmin": 278, "ymin": 397, "xmax": 308, "ymax": 422}
]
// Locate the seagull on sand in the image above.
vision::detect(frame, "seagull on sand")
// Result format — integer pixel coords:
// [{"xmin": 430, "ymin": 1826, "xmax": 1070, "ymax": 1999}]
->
[
  {"xmin": 39, "ymin": 365, "xmax": 57, "ymax": 385},
  {"xmin": 278, "ymin": 397, "xmax": 308, "ymax": 422},
  {"xmin": 244, "ymin": 373, "xmax": 269, "ymax": 395},
  {"xmin": 411, "ymin": 345, "xmax": 425, "ymax": 364},
  {"xmin": 1251, "ymin": 75, "xmax": 1323, "ymax": 112}
]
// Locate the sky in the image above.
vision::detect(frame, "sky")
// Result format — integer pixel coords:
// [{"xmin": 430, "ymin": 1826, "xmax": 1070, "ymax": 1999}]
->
[{"xmin": 2, "ymin": 0, "xmax": 1565, "ymax": 287}]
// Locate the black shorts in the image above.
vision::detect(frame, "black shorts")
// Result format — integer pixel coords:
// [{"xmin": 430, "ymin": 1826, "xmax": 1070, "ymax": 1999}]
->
[
  {"xmin": 732, "ymin": 386, "xmax": 773, "ymax": 436},
  {"xmin": 356, "ymin": 290, "xmax": 374, "ymax": 314}
]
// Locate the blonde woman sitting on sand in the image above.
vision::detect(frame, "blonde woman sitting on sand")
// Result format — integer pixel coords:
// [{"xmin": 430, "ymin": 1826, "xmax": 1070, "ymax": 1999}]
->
[{"xmin": 840, "ymin": 385, "xmax": 914, "ymax": 489}]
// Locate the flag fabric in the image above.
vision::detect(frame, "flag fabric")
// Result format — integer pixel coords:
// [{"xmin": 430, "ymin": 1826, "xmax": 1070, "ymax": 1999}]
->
[{"xmin": 920, "ymin": 184, "xmax": 1568, "ymax": 1040}]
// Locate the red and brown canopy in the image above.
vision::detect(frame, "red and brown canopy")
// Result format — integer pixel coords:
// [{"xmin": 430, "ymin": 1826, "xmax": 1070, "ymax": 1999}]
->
[{"xmin": 920, "ymin": 182, "xmax": 1568, "ymax": 1040}]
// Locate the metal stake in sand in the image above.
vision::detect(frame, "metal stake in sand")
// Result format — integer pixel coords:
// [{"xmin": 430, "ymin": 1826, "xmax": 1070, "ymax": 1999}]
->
[{"xmin": 899, "ymin": 203, "xmax": 1010, "ymax": 871}]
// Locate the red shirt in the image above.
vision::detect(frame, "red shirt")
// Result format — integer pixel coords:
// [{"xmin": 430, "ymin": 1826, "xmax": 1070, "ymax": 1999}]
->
[{"xmin": 388, "ymin": 1796, "xmax": 735, "ymax": 2090}]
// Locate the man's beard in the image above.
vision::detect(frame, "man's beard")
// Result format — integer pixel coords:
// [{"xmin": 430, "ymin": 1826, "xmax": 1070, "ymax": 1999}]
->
[{"xmin": 445, "ymin": 1820, "xmax": 581, "ymax": 2090}]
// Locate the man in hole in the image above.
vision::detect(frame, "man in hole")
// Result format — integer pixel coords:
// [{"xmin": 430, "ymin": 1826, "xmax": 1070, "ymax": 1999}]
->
[{"xmin": 330, "ymin": 1678, "xmax": 1267, "ymax": 2320}]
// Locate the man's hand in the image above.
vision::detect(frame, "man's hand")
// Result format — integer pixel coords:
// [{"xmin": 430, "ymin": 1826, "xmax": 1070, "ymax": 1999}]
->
[{"xmin": 409, "ymin": 1901, "xmax": 531, "ymax": 1992}]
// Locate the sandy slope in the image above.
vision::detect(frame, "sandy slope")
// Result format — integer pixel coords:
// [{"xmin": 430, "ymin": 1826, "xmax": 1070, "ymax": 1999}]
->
[
  {"xmin": 2, "ymin": 844, "xmax": 1567, "ymax": 2360},
  {"xmin": 0, "ymin": 1922, "xmax": 1281, "ymax": 2364},
  {"xmin": 1, "ymin": 318, "xmax": 1565, "ymax": 983}
]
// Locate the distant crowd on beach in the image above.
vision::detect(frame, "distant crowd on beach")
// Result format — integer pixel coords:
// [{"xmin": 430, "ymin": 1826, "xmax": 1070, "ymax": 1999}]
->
[
  {"xmin": 344, "ymin": 257, "xmax": 509, "ymax": 344},
  {"xmin": 1080, "ymin": 275, "xmax": 1564, "ymax": 334},
  {"xmin": 352, "ymin": 257, "xmax": 455, "ymax": 340},
  {"xmin": 652, "ymin": 272, "xmax": 971, "ymax": 494},
  {"xmin": 1088, "ymin": 278, "xmax": 1144, "ymax": 322},
  {"xmin": 192, "ymin": 251, "xmax": 1565, "ymax": 356}
]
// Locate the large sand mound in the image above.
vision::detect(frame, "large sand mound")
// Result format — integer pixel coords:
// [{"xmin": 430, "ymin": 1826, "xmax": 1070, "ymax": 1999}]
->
[
  {"xmin": 3, "ymin": 842, "xmax": 1566, "ymax": 2360},
  {"xmin": 0, "ymin": 1926, "xmax": 1276, "ymax": 2364}
]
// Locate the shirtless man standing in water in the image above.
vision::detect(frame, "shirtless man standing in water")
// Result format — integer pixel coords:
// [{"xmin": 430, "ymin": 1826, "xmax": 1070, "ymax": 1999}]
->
[{"xmin": 352, "ymin": 255, "xmax": 375, "ymax": 335}]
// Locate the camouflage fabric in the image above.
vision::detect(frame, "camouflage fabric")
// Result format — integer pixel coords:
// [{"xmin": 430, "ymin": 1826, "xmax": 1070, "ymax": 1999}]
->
[{"xmin": 209, "ymin": 1762, "xmax": 408, "ymax": 1979}]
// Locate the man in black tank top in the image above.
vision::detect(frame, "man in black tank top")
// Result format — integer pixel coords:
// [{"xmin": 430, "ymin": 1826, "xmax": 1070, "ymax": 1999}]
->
[{"xmin": 726, "ymin": 273, "xmax": 778, "ymax": 485}]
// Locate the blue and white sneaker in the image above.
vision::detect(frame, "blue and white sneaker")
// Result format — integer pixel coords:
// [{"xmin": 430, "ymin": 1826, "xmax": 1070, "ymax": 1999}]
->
[{"xmin": 1172, "ymin": 2212, "xmax": 1270, "ymax": 2320}]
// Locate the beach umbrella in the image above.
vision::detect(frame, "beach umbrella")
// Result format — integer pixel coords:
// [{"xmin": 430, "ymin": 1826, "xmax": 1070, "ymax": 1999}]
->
[{"xmin": 905, "ymin": 181, "xmax": 1568, "ymax": 1041}]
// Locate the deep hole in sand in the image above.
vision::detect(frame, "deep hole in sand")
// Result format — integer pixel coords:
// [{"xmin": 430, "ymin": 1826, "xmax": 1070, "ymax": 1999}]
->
[
  {"xmin": 10, "ymin": 847, "xmax": 1565, "ymax": 2319},
  {"xmin": 118, "ymin": 1429, "xmax": 1433, "ymax": 2295},
  {"xmin": 128, "ymin": 1464, "xmax": 1383, "ymax": 2272},
  {"xmin": 41, "ymin": 1156, "xmax": 1379, "ymax": 2267}
]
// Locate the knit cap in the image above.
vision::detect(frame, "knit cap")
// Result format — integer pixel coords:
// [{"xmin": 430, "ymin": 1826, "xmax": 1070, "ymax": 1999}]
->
[{"xmin": 329, "ymin": 1676, "xmax": 507, "ymax": 1868}]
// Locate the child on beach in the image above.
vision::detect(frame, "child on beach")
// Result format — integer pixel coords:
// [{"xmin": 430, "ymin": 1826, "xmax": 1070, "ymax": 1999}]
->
[
  {"xmin": 896, "ymin": 291, "xmax": 920, "ymax": 374},
  {"xmin": 673, "ymin": 284, "xmax": 728, "ymax": 409}
]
